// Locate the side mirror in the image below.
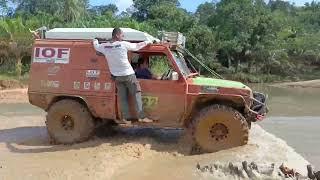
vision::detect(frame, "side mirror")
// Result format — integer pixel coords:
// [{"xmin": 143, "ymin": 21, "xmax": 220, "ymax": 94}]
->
[{"xmin": 171, "ymin": 71, "xmax": 179, "ymax": 81}]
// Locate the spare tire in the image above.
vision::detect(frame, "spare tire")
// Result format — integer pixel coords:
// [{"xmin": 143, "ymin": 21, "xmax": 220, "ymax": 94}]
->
[{"xmin": 46, "ymin": 99, "xmax": 94, "ymax": 144}]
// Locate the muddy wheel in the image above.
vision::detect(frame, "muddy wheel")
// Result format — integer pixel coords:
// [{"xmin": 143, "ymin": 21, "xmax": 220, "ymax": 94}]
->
[
  {"xmin": 189, "ymin": 104, "xmax": 249, "ymax": 153},
  {"xmin": 46, "ymin": 99, "xmax": 94, "ymax": 144}
]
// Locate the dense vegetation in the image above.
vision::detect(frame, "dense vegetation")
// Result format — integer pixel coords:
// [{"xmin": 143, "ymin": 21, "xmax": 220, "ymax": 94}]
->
[{"xmin": 0, "ymin": 0, "xmax": 320, "ymax": 82}]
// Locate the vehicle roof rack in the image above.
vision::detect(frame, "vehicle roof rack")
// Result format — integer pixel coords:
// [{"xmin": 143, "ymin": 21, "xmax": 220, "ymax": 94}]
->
[
  {"xmin": 45, "ymin": 28, "xmax": 160, "ymax": 42},
  {"xmin": 158, "ymin": 31, "xmax": 186, "ymax": 48}
]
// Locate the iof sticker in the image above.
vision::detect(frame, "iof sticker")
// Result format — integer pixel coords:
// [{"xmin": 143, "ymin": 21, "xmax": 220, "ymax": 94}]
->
[
  {"xmin": 94, "ymin": 82, "xmax": 101, "ymax": 90},
  {"xmin": 33, "ymin": 47, "xmax": 70, "ymax": 64},
  {"xmin": 40, "ymin": 80, "xmax": 60, "ymax": 88},
  {"xmin": 73, "ymin": 81, "xmax": 80, "ymax": 90},
  {"xmin": 104, "ymin": 83, "xmax": 112, "ymax": 91},
  {"xmin": 84, "ymin": 82, "xmax": 91, "ymax": 90},
  {"xmin": 86, "ymin": 70, "xmax": 100, "ymax": 78}
]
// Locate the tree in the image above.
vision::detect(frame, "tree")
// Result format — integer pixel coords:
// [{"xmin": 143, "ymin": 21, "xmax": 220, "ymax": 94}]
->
[
  {"xmin": 132, "ymin": 0, "xmax": 179, "ymax": 21},
  {"xmin": 0, "ymin": 0, "xmax": 8, "ymax": 16},
  {"xmin": 211, "ymin": 0, "xmax": 275, "ymax": 72},
  {"xmin": 89, "ymin": 4, "xmax": 118, "ymax": 16},
  {"xmin": 0, "ymin": 17, "xmax": 32, "ymax": 76},
  {"xmin": 268, "ymin": 0, "xmax": 294, "ymax": 13},
  {"xmin": 14, "ymin": 0, "xmax": 55, "ymax": 16},
  {"xmin": 186, "ymin": 25, "xmax": 219, "ymax": 72},
  {"xmin": 0, "ymin": 0, "xmax": 319, "ymax": 82},
  {"xmin": 147, "ymin": 4, "xmax": 196, "ymax": 32},
  {"xmin": 195, "ymin": 2, "xmax": 216, "ymax": 25},
  {"xmin": 58, "ymin": 0, "xmax": 87, "ymax": 22},
  {"xmin": 0, "ymin": 0, "xmax": 6, "ymax": 7},
  {"xmin": 13, "ymin": 0, "xmax": 88, "ymax": 22}
]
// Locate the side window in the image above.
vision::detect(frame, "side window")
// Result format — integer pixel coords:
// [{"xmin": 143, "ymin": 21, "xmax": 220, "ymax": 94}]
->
[
  {"xmin": 149, "ymin": 55, "xmax": 171, "ymax": 77},
  {"xmin": 130, "ymin": 52, "xmax": 141, "ymax": 69}
]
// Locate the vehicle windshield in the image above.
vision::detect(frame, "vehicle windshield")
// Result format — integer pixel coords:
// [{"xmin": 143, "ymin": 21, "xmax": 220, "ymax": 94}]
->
[{"xmin": 171, "ymin": 51, "xmax": 192, "ymax": 77}]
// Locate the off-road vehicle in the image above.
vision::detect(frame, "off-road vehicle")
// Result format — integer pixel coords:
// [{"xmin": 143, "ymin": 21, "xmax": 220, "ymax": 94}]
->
[{"xmin": 28, "ymin": 28, "xmax": 268, "ymax": 152}]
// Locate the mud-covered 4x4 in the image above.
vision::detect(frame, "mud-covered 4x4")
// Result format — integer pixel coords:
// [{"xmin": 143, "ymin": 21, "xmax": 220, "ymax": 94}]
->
[{"xmin": 28, "ymin": 28, "xmax": 268, "ymax": 153}]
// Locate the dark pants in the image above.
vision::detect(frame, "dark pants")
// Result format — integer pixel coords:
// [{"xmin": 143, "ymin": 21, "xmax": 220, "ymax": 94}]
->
[{"xmin": 113, "ymin": 74, "xmax": 145, "ymax": 120}]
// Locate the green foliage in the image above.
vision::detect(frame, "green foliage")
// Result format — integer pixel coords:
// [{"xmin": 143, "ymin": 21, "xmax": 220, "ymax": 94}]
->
[
  {"xmin": 12, "ymin": 0, "xmax": 88, "ymax": 22},
  {"xmin": 0, "ymin": 17, "xmax": 32, "ymax": 77},
  {"xmin": 196, "ymin": 2, "xmax": 216, "ymax": 25},
  {"xmin": 89, "ymin": 4, "xmax": 118, "ymax": 16},
  {"xmin": 132, "ymin": 0, "xmax": 179, "ymax": 21},
  {"xmin": 148, "ymin": 4, "xmax": 195, "ymax": 32},
  {"xmin": 149, "ymin": 56, "xmax": 171, "ymax": 76}
]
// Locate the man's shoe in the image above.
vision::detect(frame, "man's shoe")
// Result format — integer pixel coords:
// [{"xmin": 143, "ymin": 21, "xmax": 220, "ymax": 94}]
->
[
  {"xmin": 138, "ymin": 118, "xmax": 154, "ymax": 123},
  {"xmin": 115, "ymin": 119, "xmax": 132, "ymax": 124}
]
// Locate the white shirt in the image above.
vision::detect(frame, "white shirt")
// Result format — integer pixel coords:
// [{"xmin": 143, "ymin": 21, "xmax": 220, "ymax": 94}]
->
[{"xmin": 93, "ymin": 39, "xmax": 151, "ymax": 76}]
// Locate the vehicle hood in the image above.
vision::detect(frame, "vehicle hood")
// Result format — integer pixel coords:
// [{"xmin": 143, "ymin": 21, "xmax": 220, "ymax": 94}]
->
[{"xmin": 191, "ymin": 77, "xmax": 250, "ymax": 90}]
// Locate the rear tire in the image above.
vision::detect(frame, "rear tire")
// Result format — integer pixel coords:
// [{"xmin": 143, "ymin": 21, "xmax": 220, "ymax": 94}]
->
[
  {"xmin": 46, "ymin": 99, "xmax": 94, "ymax": 144},
  {"xmin": 189, "ymin": 104, "xmax": 249, "ymax": 153}
]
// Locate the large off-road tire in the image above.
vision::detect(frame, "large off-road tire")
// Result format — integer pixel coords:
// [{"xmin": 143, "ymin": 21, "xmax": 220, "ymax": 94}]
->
[
  {"xmin": 46, "ymin": 99, "xmax": 94, "ymax": 144},
  {"xmin": 189, "ymin": 104, "xmax": 249, "ymax": 153}
]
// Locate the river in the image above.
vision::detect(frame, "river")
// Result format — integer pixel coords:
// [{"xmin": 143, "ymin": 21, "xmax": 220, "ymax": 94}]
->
[{"xmin": 252, "ymin": 84, "xmax": 320, "ymax": 168}]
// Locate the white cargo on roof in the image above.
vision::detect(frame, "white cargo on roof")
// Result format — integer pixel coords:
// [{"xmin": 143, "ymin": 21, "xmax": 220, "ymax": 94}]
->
[{"xmin": 46, "ymin": 28, "xmax": 159, "ymax": 42}]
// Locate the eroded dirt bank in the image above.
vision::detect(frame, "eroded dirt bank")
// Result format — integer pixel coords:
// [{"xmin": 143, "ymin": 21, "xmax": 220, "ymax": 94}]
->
[
  {"xmin": 272, "ymin": 79, "xmax": 320, "ymax": 88},
  {"xmin": 0, "ymin": 88, "xmax": 28, "ymax": 104}
]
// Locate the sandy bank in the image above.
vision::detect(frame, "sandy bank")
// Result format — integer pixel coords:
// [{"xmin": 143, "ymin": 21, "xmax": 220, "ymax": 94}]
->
[{"xmin": 0, "ymin": 88, "xmax": 28, "ymax": 104}]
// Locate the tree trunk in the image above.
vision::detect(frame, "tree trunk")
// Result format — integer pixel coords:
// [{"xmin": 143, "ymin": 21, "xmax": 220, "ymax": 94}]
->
[
  {"xmin": 248, "ymin": 60, "xmax": 252, "ymax": 73},
  {"xmin": 235, "ymin": 58, "xmax": 241, "ymax": 73},
  {"xmin": 228, "ymin": 57, "xmax": 231, "ymax": 69},
  {"xmin": 16, "ymin": 56, "xmax": 22, "ymax": 78}
]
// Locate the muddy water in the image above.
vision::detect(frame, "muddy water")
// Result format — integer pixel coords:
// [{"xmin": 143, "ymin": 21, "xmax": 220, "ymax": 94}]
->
[
  {"xmin": 251, "ymin": 84, "xmax": 320, "ymax": 168},
  {"xmin": 0, "ymin": 85, "xmax": 319, "ymax": 179},
  {"xmin": 251, "ymin": 84, "xmax": 320, "ymax": 116}
]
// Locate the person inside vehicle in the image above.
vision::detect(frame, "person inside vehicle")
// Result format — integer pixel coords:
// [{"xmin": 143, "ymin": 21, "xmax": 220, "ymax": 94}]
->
[
  {"xmin": 93, "ymin": 28, "xmax": 154, "ymax": 124},
  {"xmin": 135, "ymin": 57, "xmax": 160, "ymax": 80}
]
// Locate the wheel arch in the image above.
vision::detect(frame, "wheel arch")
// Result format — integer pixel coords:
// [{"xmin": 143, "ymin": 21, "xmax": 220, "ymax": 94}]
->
[
  {"xmin": 184, "ymin": 94, "xmax": 247, "ymax": 127},
  {"xmin": 47, "ymin": 95, "xmax": 97, "ymax": 117}
]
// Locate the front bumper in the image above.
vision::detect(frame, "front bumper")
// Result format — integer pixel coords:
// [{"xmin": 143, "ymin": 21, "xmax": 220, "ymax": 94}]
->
[{"xmin": 247, "ymin": 92, "xmax": 269, "ymax": 122}]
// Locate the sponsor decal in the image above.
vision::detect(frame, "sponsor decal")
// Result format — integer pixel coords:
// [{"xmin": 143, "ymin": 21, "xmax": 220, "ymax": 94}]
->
[
  {"xmin": 142, "ymin": 96, "xmax": 158, "ymax": 109},
  {"xmin": 94, "ymin": 82, "xmax": 101, "ymax": 90},
  {"xmin": 73, "ymin": 81, "xmax": 81, "ymax": 90},
  {"xmin": 104, "ymin": 82, "xmax": 112, "ymax": 91},
  {"xmin": 40, "ymin": 80, "xmax": 60, "ymax": 88},
  {"xmin": 104, "ymin": 44, "xmax": 121, "ymax": 49},
  {"xmin": 84, "ymin": 82, "xmax": 91, "ymax": 90},
  {"xmin": 47, "ymin": 65, "xmax": 61, "ymax": 75},
  {"xmin": 201, "ymin": 86, "xmax": 219, "ymax": 93},
  {"xmin": 33, "ymin": 47, "xmax": 70, "ymax": 64},
  {"xmin": 86, "ymin": 70, "xmax": 100, "ymax": 78}
]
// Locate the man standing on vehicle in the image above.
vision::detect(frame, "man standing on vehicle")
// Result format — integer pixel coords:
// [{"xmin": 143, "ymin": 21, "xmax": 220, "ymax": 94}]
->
[{"xmin": 93, "ymin": 28, "xmax": 153, "ymax": 123}]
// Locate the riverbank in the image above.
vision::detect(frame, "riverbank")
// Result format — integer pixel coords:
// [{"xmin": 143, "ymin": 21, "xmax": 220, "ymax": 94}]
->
[
  {"xmin": 0, "ymin": 74, "xmax": 28, "ymax": 90},
  {"xmin": 271, "ymin": 80, "xmax": 320, "ymax": 88},
  {"xmin": 0, "ymin": 88, "xmax": 28, "ymax": 104}
]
